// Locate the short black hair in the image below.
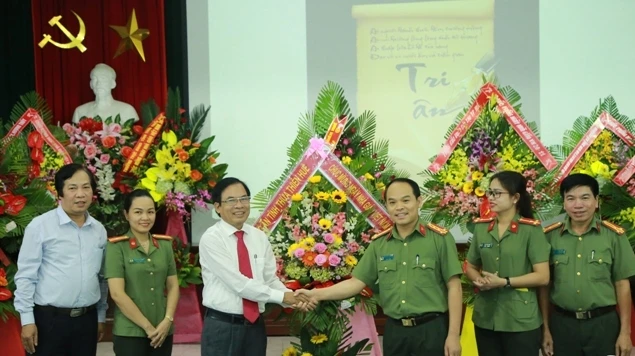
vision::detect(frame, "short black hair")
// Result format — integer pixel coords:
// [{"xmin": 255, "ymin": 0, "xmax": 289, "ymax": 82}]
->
[
  {"xmin": 490, "ymin": 171, "xmax": 533, "ymax": 219},
  {"xmin": 54, "ymin": 163, "xmax": 97, "ymax": 197},
  {"xmin": 384, "ymin": 178, "xmax": 421, "ymax": 200},
  {"xmin": 560, "ymin": 173, "xmax": 599, "ymax": 198},
  {"xmin": 211, "ymin": 177, "xmax": 251, "ymax": 205},
  {"xmin": 124, "ymin": 189, "xmax": 157, "ymax": 212}
]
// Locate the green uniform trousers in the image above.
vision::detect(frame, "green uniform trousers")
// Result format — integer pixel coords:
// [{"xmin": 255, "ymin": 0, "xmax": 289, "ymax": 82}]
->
[
  {"xmin": 383, "ymin": 312, "xmax": 448, "ymax": 356},
  {"xmin": 474, "ymin": 325, "xmax": 541, "ymax": 356},
  {"xmin": 551, "ymin": 309, "xmax": 619, "ymax": 356}
]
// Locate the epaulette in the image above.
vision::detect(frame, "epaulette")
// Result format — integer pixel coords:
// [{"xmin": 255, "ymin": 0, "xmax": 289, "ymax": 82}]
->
[
  {"xmin": 152, "ymin": 234, "xmax": 173, "ymax": 241},
  {"xmin": 601, "ymin": 220, "xmax": 625, "ymax": 235},
  {"xmin": 543, "ymin": 221, "xmax": 563, "ymax": 234},
  {"xmin": 473, "ymin": 217, "xmax": 495, "ymax": 223},
  {"xmin": 371, "ymin": 228, "xmax": 391, "ymax": 241},
  {"xmin": 519, "ymin": 217, "xmax": 541, "ymax": 226},
  {"xmin": 426, "ymin": 223, "xmax": 448, "ymax": 236},
  {"xmin": 108, "ymin": 235, "xmax": 129, "ymax": 243}
]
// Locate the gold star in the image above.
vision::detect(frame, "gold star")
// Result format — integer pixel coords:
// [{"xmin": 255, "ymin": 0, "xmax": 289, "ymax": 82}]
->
[{"xmin": 109, "ymin": 9, "xmax": 150, "ymax": 61}]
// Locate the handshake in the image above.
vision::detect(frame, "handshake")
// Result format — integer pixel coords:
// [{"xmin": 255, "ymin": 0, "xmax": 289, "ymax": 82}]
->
[{"xmin": 283, "ymin": 289, "xmax": 320, "ymax": 312}]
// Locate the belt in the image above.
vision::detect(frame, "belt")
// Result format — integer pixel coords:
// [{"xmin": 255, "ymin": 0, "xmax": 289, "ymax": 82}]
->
[
  {"xmin": 205, "ymin": 308, "xmax": 261, "ymax": 325},
  {"xmin": 34, "ymin": 304, "xmax": 96, "ymax": 318},
  {"xmin": 391, "ymin": 311, "xmax": 446, "ymax": 327},
  {"xmin": 554, "ymin": 305, "xmax": 615, "ymax": 320}
]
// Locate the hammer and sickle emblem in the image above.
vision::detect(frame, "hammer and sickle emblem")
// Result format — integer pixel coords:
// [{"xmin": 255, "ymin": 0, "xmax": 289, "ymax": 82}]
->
[{"xmin": 38, "ymin": 11, "xmax": 87, "ymax": 52}]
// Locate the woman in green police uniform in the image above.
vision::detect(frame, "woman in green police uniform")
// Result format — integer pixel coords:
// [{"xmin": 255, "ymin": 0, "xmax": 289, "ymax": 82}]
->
[
  {"xmin": 105, "ymin": 189, "xmax": 180, "ymax": 356},
  {"xmin": 465, "ymin": 171, "xmax": 551, "ymax": 356}
]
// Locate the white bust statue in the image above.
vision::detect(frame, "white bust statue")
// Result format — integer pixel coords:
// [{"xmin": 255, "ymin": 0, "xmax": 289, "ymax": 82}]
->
[{"xmin": 72, "ymin": 63, "xmax": 140, "ymax": 124}]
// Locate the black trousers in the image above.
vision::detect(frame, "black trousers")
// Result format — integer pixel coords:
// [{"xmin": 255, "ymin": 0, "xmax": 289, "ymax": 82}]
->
[
  {"xmin": 112, "ymin": 335, "xmax": 173, "ymax": 356},
  {"xmin": 201, "ymin": 309, "xmax": 267, "ymax": 356},
  {"xmin": 383, "ymin": 313, "xmax": 449, "ymax": 356},
  {"xmin": 474, "ymin": 325, "xmax": 542, "ymax": 356},
  {"xmin": 551, "ymin": 309, "xmax": 620, "ymax": 356},
  {"xmin": 32, "ymin": 306, "xmax": 97, "ymax": 356}
]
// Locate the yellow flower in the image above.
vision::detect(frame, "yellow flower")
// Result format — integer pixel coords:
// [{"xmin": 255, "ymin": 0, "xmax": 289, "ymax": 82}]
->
[
  {"xmin": 161, "ymin": 130, "xmax": 178, "ymax": 148},
  {"xmin": 291, "ymin": 193, "xmax": 303, "ymax": 202},
  {"xmin": 342, "ymin": 156, "xmax": 352, "ymax": 165},
  {"xmin": 319, "ymin": 218, "xmax": 332, "ymax": 230},
  {"xmin": 474, "ymin": 187, "xmax": 486, "ymax": 197},
  {"xmin": 300, "ymin": 353, "xmax": 313, "ymax": 356},
  {"xmin": 310, "ymin": 334, "xmax": 328, "ymax": 344},
  {"xmin": 287, "ymin": 243, "xmax": 300, "ymax": 257},
  {"xmin": 315, "ymin": 192, "xmax": 330, "ymax": 201},
  {"xmin": 309, "ymin": 175, "xmax": 322, "ymax": 184},
  {"xmin": 462, "ymin": 181, "xmax": 474, "ymax": 194},
  {"xmin": 471, "ymin": 171, "xmax": 484, "ymax": 181},
  {"xmin": 282, "ymin": 346, "xmax": 298, "ymax": 356},
  {"xmin": 590, "ymin": 161, "xmax": 611, "ymax": 179},
  {"xmin": 331, "ymin": 190, "xmax": 347, "ymax": 204},
  {"xmin": 376, "ymin": 182, "xmax": 386, "ymax": 190},
  {"xmin": 333, "ymin": 235, "xmax": 343, "ymax": 246},
  {"xmin": 364, "ymin": 173, "xmax": 375, "ymax": 181},
  {"xmin": 303, "ymin": 237, "xmax": 316, "ymax": 247},
  {"xmin": 345, "ymin": 255, "xmax": 358, "ymax": 266}
]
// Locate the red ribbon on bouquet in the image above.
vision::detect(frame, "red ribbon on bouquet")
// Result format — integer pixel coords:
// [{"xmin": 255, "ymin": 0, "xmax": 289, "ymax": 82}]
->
[
  {"xmin": 3, "ymin": 108, "xmax": 72, "ymax": 164},
  {"xmin": 428, "ymin": 83, "xmax": 557, "ymax": 173},
  {"xmin": 555, "ymin": 112, "xmax": 635, "ymax": 184}
]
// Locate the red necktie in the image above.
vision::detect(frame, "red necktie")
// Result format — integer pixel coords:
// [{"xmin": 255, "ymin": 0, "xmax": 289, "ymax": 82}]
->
[{"xmin": 235, "ymin": 230, "xmax": 260, "ymax": 323}]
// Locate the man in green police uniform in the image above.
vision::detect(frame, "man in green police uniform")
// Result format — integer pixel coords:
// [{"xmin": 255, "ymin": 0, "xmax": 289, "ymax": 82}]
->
[
  {"xmin": 295, "ymin": 178, "xmax": 463, "ymax": 356},
  {"xmin": 539, "ymin": 173, "xmax": 635, "ymax": 356}
]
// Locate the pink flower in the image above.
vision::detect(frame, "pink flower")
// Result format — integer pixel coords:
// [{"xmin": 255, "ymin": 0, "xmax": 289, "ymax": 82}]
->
[
  {"xmin": 347, "ymin": 148, "xmax": 354, "ymax": 155},
  {"xmin": 315, "ymin": 254, "xmax": 328, "ymax": 266},
  {"xmin": 374, "ymin": 172, "xmax": 382, "ymax": 178},
  {"xmin": 342, "ymin": 138, "xmax": 350, "ymax": 145},
  {"xmin": 87, "ymin": 165, "xmax": 97, "ymax": 174},
  {"xmin": 314, "ymin": 243, "xmax": 327, "ymax": 254},
  {"xmin": 293, "ymin": 248, "xmax": 305, "ymax": 259},
  {"xmin": 62, "ymin": 123, "xmax": 74, "ymax": 135},
  {"xmin": 99, "ymin": 154, "xmax": 110, "ymax": 164},
  {"xmin": 347, "ymin": 241, "xmax": 360, "ymax": 253},
  {"xmin": 328, "ymin": 254, "xmax": 341, "ymax": 266},
  {"xmin": 361, "ymin": 232, "xmax": 371, "ymax": 243},
  {"xmin": 324, "ymin": 233, "xmax": 334, "ymax": 244},
  {"xmin": 84, "ymin": 143, "xmax": 97, "ymax": 159},
  {"xmin": 119, "ymin": 136, "xmax": 126, "ymax": 145}
]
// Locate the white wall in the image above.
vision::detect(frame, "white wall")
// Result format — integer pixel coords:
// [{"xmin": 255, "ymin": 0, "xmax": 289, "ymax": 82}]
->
[
  {"xmin": 188, "ymin": 0, "xmax": 308, "ymax": 244},
  {"xmin": 539, "ymin": 0, "xmax": 635, "ymax": 145},
  {"xmin": 187, "ymin": 0, "xmax": 635, "ymax": 244}
]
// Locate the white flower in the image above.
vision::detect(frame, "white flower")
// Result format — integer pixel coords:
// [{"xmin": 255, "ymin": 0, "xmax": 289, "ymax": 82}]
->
[
  {"xmin": 94, "ymin": 161, "xmax": 116, "ymax": 201},
  {"xmin": 5, "ymin": 221, "xmax": 17, "ymax": 232}
]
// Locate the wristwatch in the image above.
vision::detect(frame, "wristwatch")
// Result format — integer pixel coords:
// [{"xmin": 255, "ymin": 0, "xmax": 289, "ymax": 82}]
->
[
  {"xmin": 504, "ymin": 277, "xmax": 512, "ymax": 288},
  {"xmin": 165, "ymin": 315, "xmax": 174, "ymax": 322}
]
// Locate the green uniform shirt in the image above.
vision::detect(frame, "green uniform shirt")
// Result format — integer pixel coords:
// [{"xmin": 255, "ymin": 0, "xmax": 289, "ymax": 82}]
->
[
  {"xmin": 546, "ymin": 216, "xmax": 635, "ymax": 312},
  {"xmin": 467, "ymin": 215, "xmax": 551, "ymax": 332},
  {"xmin": 352, "ymin": 220, "xmax": 462, "ymax": 319},
  {"xmin": 104, "ymin": 231, "xmax": 177, "ymax": 337}
]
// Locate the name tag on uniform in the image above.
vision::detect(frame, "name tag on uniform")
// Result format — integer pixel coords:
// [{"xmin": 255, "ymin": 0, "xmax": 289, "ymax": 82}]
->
[
  {"xmin": 380, "ymin": 254, "xmax": 394, "ymax": 261},
  {"xmin": 129, "ymin": 258, "xmax": 146, "ymax": 264},
  {"xmin": 479, "ymin": 243, "xmax": 493, "ymax": 248},
  {"xmin": 552, "ymin": 249, "xmax": 566, "ymax": 255}
]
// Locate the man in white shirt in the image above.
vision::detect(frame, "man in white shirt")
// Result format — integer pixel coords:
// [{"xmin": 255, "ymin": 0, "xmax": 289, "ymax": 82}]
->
[{"xmin": 199, "ymin": 177, "xmax": 308, "ymax": 356}]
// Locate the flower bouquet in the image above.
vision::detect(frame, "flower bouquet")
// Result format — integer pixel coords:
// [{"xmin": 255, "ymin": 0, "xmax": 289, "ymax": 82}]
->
[
  {"xmin": 420, "ymin": 80, "xmax": 561, "ymax": 233},
  {"xmin": 63, "ymin": 115, "xmax": 141, "ymax": 235},
  {"xmin": 137, "ymin": 88, "xmax": 228, "ymax": 219},
  {"xmin": 551, "ymin": 96, "xmax": 635, "ymax": 244},
  {"xmin": 254, "ymin": 82, "xmax": 406, "ymax": 356},
  {"xmin": 171, "ymin": 237, "xmax": 203, "ymax": 288}
]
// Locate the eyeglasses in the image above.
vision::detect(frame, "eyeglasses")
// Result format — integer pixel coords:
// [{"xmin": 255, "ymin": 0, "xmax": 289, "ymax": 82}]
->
[
  {"xmin": 485, "ymin": 190, "xmax": 510, "ymax": 199},
  {"xmin": 222, "ymin": 196, "xmax": 251, "ymax": 206}
]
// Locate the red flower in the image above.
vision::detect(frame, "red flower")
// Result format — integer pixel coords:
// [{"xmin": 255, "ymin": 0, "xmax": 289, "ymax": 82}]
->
[
  {"xmin": 132, "ymin": 125, "xmax": 144, "ymax": 136},
  {"xmin": 101, "ymin": 136, "xmax": 116, "ymax": 149},
  {"xmin": 0, "ymin": 268, "xmax": 7, "ymax": 286},
  {"xmin": 6, "ymin": 195, "xmax": 27, "ymax": 216},
  {"xmin": 284, "ymin": 280, "xmax": 301, "ymax": 291},
  {"xmin": 0, "ymin": 287, "xmax": 12, "ymax": 301},
  {"xmin": 27, "ymin": 131, "xmax": 44, "ymax": 149},
  {"xmin": 121, "ymin": 146, "xmax": 133, "ymax": 158}
]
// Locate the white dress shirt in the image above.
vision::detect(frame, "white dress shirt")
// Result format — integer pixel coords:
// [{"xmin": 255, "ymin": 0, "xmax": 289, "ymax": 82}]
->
[{"xmin": 199, "ymin": 219, "xmax": 290, "ymax": 314}]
